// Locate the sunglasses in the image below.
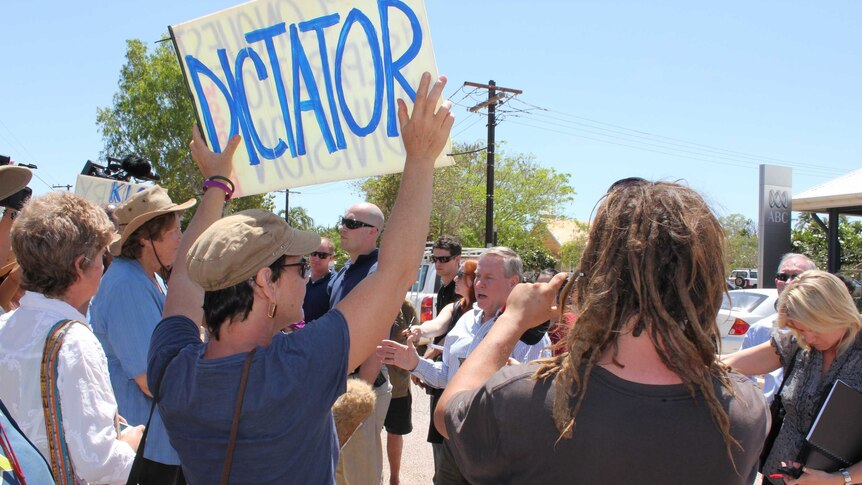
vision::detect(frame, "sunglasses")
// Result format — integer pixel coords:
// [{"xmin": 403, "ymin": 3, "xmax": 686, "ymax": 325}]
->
[
  {"xmin": 431, "ymin": 255, "xmax": 456, "ymax": 263},
  {"xmin": 281, "ymin": 257, "xmax": 308, "ymax": 276},
  {"xmin": 339, "ymin": 217, "xmax": 375, "ymax": 230},
  {"xmin": 455, "ymin": 269, "xmax": 473, "ymax": 278},
  {"xmin": 310, "ymin": 251, "xmax": 332, "ymax": 259},
  {"xmin": 776, "ymin": 272, "xmax": 801, "ymax": 282}
]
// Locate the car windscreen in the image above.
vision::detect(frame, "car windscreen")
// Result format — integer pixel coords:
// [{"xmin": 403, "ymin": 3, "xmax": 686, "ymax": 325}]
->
[{"xmin": 721, "ymin": 292, "xmax": 768, "ymax": 312}]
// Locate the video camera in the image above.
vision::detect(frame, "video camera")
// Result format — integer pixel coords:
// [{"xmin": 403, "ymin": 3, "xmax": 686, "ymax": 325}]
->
[
  {"xmin": 81, "ymin": 154, "xmax": 160, "ymax": 183},
  {"xmin": 0, "ymin": 155, "xmax": 35, "ymax": 211}
]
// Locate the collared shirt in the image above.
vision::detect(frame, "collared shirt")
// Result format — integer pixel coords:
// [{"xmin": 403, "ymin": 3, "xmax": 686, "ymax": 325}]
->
[
  {"xmin": 412, "ymin": 303, "xmax": 551, "ymax": 389},
  {"xmin": 329, "ymin": 249, "xmax": 379, "ymax": 307},
  {"xmin": 740, "ymin": 315, "xmax": 784, "ymax": 403},
  {"xmin": 0, "ymin": 292, "xmax": 135, "ymax": 484},
  {"xmin": 303, "ymin": 269, "xmax": 335, "ymax": 323},
  {"xmin": 90, "ymin": 257, "xmax": 179, "ymax": 465}
]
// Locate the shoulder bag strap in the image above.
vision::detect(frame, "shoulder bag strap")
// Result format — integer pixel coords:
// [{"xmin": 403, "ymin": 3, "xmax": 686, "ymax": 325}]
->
[
  {"xmin": 41, "ymin": 319, "xmax": 86, "ymax": 485},
  {"xmin": 126, "ymin": 324, "xmax": 193, "ymax": 485},
  {"xmin": 220, "ymin": 348, "xmax": 258, "ymax": 485}
]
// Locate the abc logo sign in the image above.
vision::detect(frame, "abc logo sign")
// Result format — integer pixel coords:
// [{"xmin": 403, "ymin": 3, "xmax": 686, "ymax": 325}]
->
[{"xmin": 766, "ymin": 189, "xmax": 790, "ymax": 223}]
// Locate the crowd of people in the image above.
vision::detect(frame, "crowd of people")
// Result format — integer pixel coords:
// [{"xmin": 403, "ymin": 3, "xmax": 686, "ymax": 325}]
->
[{"xmin": 0, "ymin": 71, "xmax": 860, "ymax": 485}]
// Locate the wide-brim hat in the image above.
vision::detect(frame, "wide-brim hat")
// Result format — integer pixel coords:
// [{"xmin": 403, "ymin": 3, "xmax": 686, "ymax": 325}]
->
[
  {"xmin": 0, "ymin": 166, "xmax": 32, "ymax": 201},
  {"xmin": 188, "ymin": 209, "xmax": 320, "ymax": 291},
  {"xmin": 109, "ymin": 185, "xmax": 196, "ymax": 256}
]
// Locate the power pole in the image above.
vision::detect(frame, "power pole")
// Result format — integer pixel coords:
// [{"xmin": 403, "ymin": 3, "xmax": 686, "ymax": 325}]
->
[
  {"xmin": 51, "ymin": 184, "xmax": 72, "ymax": 191},
  {"xmin": 282, "ymin": 189, "xmax": 300, "ymax": 224},
  {"xmin": 465, "ymin": 81, "xmax": 522, "ymax": 247}
]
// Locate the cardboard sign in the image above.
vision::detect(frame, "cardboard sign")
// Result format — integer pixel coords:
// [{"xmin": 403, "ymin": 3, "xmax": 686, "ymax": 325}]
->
[
  {"xmin": 75, "ymin": 175, "xmax": 149, "ymax": 206},
  {"xmin": 170, "ymin": 0, "xmax": 450, "ymax": 198}
]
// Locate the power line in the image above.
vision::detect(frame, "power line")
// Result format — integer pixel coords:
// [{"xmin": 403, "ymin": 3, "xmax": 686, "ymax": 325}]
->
[
  {"xmin": 506, "ymin": 113, "xmax": 843, "ymax": 177},
  {"xmin": 505, "ymin": 118, "xmax": 838, "ymax": 179},
  {"xmin": 508, "ymin": 98, "xmax": 847, "ymax": 174}
]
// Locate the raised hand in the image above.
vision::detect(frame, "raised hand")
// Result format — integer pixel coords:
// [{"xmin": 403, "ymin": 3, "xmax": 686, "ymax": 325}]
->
[
  {"xmin": 189, "ymin": 124, "xmax": 241, "ymax": 181},
  {"xmin": 397, "ymin": 72, "xmax": 455, "ymax": 166}
]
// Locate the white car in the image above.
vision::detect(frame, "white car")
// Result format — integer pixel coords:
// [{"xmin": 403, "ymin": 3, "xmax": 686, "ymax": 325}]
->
[{"xmin": 716, "ymin": 289, "xmax": 778, "ymax": 354}]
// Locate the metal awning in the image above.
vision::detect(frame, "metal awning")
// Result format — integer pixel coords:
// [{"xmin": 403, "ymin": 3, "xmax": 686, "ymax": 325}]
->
[
  {"xmin": 792, "ymin": 168, "xmax": 862, "ymax": 216},
  {"xmin": 792, "ymin": 168, "xmax": 862, "ymax": 271}
]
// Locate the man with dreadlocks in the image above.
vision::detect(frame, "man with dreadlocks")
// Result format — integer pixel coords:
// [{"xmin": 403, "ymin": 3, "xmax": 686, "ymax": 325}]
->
[{"xmin": 435, "ymin": 179, "xmax": 768, "ymax": 484}]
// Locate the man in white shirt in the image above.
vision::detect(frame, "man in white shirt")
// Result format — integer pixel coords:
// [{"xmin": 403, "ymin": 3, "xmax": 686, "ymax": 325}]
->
[
  {"xmin": 378, "ymin": 246, "xmax": 550, "ymax": 484},
  {"xmin": 0, "ymin": 192, "xmax": 141, "ymax": 484}
]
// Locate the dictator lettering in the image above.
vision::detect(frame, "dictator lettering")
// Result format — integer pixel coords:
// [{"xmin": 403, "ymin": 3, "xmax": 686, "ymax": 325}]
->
[{"xmin": 185, "ymin": 0, "xmax": 422, "ymax": 166}]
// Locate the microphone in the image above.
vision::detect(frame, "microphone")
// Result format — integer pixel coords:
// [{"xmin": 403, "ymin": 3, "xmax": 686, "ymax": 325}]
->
[{"xmin": 120, "ymin": 154, "xmax": 160, "ymax": 181}]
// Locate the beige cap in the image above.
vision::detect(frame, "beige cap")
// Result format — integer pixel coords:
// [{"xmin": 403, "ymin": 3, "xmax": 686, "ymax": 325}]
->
[
  {"xmin": 0, "ymin": 166, "xmax": 32, "ymax": 201},
  {"xmin": 187, "ymin": 209, "xmax": 320, "ymax": 291},
  {"xmin": 109, "ymin": 186, "xmax": 196, "ymax": 256}
]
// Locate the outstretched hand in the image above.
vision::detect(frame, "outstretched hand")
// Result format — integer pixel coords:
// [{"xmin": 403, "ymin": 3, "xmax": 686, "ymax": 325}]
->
[
  {"xmin": 397, "ymin": 72, "xmax": 455, "ymax": 166},
  {"xmin": 377, "ymin": 339, "xmax": 420, "ymax": 372},
  {"xmin": 189, "ymin": 125, "xmax": 241, "ymax": 181},
  {"xmin": 503, "ymin": 272, "xmax": 568, "ymax": 332}
]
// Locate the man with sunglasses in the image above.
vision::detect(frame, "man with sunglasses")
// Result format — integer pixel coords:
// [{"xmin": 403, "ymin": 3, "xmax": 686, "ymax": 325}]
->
[
  {"xmin": 303, "ymin": 238, "xmax": 336, "ymax": 323},
  {"xmin": 329, "ymin": 202, "xmax": 392, "ymax": 485},
  {"xmin": 739, "ymin": 253, "xmax": 817, "ymax": 402}
]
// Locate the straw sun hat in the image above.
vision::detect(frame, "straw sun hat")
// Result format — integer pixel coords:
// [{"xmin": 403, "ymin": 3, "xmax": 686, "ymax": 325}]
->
[{"xmin": 109, "ymin": 186, "xmax": 195, "ymax": 256}]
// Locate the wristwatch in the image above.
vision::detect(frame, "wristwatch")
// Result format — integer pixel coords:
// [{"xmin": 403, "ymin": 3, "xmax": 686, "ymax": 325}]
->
[{"xmin": 839, "ymin": 468, "xmax": 852, "ymax": 485}]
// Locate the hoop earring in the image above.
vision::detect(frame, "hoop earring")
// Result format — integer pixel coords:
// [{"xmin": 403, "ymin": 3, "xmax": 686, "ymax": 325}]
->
[{"xmin": 267, "ymin": 303, "xmax": 277, "ymax": 319}]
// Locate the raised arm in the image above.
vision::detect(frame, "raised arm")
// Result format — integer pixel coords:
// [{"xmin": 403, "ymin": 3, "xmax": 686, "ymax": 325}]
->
[
  {"xmin": 336, "ymin": 72, "xmax": 454, "ymax": 372},
  {"xmin": 161, "ymin": 126, "xmax": 241, "ymax": 323},
  {"xmin": 434, "ymin": 274, "xmax": 566, "ymax": 438}
]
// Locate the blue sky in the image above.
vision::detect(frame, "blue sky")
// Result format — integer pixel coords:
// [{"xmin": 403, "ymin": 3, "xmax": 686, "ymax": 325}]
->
[{"xmin": 1, "ymin": 1, "xmax": 859, "ymax": 229}]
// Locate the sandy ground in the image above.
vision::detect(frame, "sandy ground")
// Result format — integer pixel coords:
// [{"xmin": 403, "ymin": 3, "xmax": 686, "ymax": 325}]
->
[{"xmin": 382, "ymin": 381, "xmax": 435, "ymax": 485}]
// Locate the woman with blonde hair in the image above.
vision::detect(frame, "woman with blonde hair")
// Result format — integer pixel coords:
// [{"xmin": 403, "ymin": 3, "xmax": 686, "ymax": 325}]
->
[{"xmin": 725, "ymin": 270, "xmax": 862, "ymax": 484}]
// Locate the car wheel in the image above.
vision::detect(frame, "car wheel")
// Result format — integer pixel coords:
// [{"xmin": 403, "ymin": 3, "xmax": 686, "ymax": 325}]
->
[{"xmin": 735, "ymin": 276, "xmax": 745, "ymax": 288}]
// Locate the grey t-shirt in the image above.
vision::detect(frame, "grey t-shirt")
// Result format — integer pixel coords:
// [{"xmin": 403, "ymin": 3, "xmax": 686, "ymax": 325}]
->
[{"xmin": 445, "ymin": 363, "xmax": 767, "ymax": 485}]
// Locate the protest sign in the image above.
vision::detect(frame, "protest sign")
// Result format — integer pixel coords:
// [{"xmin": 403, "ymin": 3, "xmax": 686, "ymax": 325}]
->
[
  {"xmin": 75, "ymin": 174, "xmax": 149, "ymax": 206},
  {"xmin": 170, "ymin": 0, "xmax": 450, "ymax": 198}
]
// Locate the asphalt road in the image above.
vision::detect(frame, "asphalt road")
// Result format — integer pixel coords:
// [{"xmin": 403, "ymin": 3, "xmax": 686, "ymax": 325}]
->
[{"xmin": 382, "ymin": 381, "xmax": 435, "ymax": 485}]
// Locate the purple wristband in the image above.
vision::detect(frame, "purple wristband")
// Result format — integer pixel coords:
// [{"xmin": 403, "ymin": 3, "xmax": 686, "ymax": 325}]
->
[{"xmin": 202, "ymin": 179, "xmax": 233, "ymax": 201}]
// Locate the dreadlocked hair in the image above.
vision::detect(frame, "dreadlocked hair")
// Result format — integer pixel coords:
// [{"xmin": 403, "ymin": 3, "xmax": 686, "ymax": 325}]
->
[{"xmin": 534, "ymin": 180, "xmax": 741, "ymax": 464}]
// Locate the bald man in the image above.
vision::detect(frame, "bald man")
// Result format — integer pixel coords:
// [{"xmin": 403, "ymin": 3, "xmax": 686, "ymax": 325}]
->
[{"xmin": 330, "ymin": 202, "xmax": 392, "ymax": 485}]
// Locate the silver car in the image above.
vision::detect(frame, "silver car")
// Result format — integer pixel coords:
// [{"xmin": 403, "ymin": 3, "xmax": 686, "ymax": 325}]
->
[{"xmin": 716, "ymin": 288, "xmax": 779, "ymax": 354}]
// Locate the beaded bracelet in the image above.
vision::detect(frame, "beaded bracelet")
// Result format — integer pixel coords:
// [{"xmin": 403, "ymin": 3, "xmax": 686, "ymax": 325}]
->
[{"xmin": 202, "ymin": 179, "xmax": 233, "ymax": 201}]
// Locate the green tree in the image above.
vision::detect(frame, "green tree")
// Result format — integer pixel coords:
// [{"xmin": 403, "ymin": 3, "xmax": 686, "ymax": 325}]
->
[
  {"xmin": 792, "ymin": 213, "xmax": 862, "ymax": 270},
  {"xmin": 96, "ymin": 39, "xmax": 272, "ymax": 221},
  {"xmin": 719, "ymin": 214, "xmax": 758, "ymax": 274},
  {"xmin": 356, "ymin": 140, "xmax": 575, "ymax": 256}
]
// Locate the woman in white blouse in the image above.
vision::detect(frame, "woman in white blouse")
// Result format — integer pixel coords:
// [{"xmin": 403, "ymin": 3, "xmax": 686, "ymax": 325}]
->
[{"xmin": 0, "ymin": 192, "xmax": 142, "ymax": 484}]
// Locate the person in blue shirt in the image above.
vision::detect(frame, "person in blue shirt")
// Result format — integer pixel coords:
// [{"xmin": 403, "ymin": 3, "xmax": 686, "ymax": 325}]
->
[
  {"xmin": 303, "ymin": 237, "xmax": 336, "ymax": 322},
  {"xmin": 147, "ymin": 72, "xmax": 454, "ymax": 484},
  {"xmin": 91, "ymin": 185, "xmax": 194, "ymax": 484}
]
